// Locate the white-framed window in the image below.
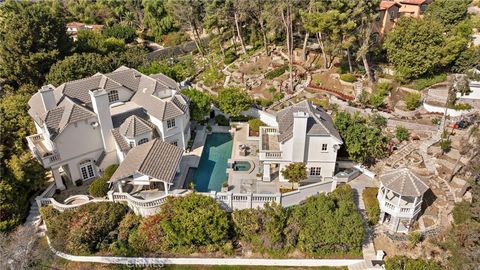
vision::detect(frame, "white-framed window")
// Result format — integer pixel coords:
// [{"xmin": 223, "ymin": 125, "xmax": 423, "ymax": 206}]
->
[
  {"xmin": 167, "ymin": 119, "xmax": 176, "ymax": 129},
  {"xmin": 321, "ymin": 144, "xmax": 328, "ymax": 152},
  {"xmin": 138, "ymin": 138, "xmax": 149, "ymax": 145},
  {"xmin": 108, "ymin": 90, "xmax": 119, "ymax": 103},
  {"xmin": 171, "ymin": 141, "xmax": 178, "ymax": 147},
  {"xmin": 79, "ymin": 159, "xmax": 95, "ymax": 180},
  {"xmin": 310, "ymin": 167, "xmax": 322, "ymax": 176},
  {"xmin": 129, "ymin": 141, "xmax": 135, "ymax": 148}
]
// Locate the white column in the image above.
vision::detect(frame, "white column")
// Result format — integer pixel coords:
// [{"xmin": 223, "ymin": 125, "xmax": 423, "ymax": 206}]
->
[
  {"xmin": 117, "ymin": 182, "xmax": 123, "ymax": 193},
  {"xmin": 164, "ymin": 182, "xmax": 169, "ymax": 195},
  {"xmin": 52, "ymin": 167, "xmax": 66, "ymax": 190},
  {"xmin": 263, "ymin": 163, "xmax": 271, "ymax": 182}
]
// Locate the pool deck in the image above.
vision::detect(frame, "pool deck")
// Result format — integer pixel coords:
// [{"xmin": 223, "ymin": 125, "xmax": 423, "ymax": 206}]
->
[
  {"xmin": 228, "ymin": 123, "xmax": 280, "ymax": 194},
  {"xmin": 172, "ymin": 124, "xmax": 232, "ymax": 190}
]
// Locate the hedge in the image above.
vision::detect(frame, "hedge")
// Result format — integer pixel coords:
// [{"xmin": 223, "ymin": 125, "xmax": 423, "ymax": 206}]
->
[
  {"xmin": 88, "ymin": 164, "xmax": 118, "ymax": 198},
  {"xmin": 340, "ymin": 73, "xmax": 357, "ymax": 83},
  {"xmin": 265, "ymin": 65, "xmax": 288, "ymax": 80},
  {"xmin": 214, "ymin": 114, "xmax": 230, "ymax": 126},
  {"xmin": 363, "ymin": 187, "xmax": 380, "ymax": 225}
]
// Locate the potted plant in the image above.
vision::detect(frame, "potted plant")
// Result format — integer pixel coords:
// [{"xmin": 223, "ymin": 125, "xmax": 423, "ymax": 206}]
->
[
  {"xmin": 221, "ymin": 181, "xmax": 229, "ymax": 192},
  {"xmin": 206, "ymin": 125, "xmax": 212, "ymax": 134},
  {"xmin": 256, "ymin": 172, "xmax": 263, "ymax": 181}
]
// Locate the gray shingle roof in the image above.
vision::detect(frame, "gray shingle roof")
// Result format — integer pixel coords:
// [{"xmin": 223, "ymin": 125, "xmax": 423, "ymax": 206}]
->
[
  {"xmin": 43, "ymin": 98, "xmax": 96, "ymax": 140},
  {"xmin": 111, "ymin": 128, "xmax": 131, "ymax": 152},
  {"xmin": 131, "ymin": 78, "xmax": 188, "ymax": 121},
  {"xmin": 275, "ymin": 100, "xmax": 342, "ymax": 143},
  {"xmin": 379, "ymin": 168, "xmax": 429, "ymax": 197},
  {"xmin": 110, "ymin": 139, "xmax": 183, "ymax": 183},
  {"xmin": 119, "ymin": 115, "xmax": 155, "ymax": 139}
]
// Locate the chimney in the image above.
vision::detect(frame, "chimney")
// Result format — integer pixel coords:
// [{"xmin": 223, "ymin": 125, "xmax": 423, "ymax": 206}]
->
[
  {"xmin": 39, "ymin": 85, "xmax": 56, "ymax": 112},
  {"xmin": 89, "ymin": 89, "xmax": 115, "ymax": 152},
  {"xmin": 291, "ymin": 111, "xmax": 308, "ymax": 162}
]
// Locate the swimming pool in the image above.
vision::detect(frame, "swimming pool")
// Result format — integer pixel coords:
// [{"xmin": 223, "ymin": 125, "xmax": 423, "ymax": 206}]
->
[
  {"xmin": 233, "ymin": 161, "xmax": 251, "ymax": 172},
  {"xmin": 194, "ymin": 133, "xmax": 233, "ymax": 192}
]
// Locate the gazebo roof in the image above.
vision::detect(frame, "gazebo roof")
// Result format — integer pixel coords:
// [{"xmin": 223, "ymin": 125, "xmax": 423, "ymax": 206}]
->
[{"xmin": 379, "ymin": 168, "xmax": 429, "ymax": 197}]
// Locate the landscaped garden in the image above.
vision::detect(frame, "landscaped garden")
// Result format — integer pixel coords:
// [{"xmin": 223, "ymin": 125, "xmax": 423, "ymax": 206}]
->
[{"xmin": 41, "ymin": 186, "xmax": 365, "ymax": 259}]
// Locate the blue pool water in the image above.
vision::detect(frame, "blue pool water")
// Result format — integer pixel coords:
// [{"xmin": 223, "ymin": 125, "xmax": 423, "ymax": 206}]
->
[{"xmin": 194, "ymin": 133, "xmax": 233, "ymax": 192}]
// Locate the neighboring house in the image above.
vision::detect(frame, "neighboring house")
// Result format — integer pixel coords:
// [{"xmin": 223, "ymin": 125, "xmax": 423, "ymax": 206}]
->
[
  {"xmin": 109, "ymin": 139, "xmax": 184, "ymax": 194},
  {"xmin": 373, "ymin": 0, "xmax": 431, "ymax": 39},
  {"xmin": 66, "ymin": 21, "xmax": 104, "ymax": 41},
  {"xmin": 258, "ymin": 100, "xmax": 343, "ymax": 183},
  {"xmin": 395, "ymin": 0, "xmax": 429, "ymax": 18},
  {"xmin": 377, "ymin": 168, "xmax": 429, "ymax": 233},
  {"xmin": 26, "ymin": 67, "xmax": 190, "ymax": 190},
  {"xmin": 373, "ymin": 1, "xmax": 401, "ymax": 40}
]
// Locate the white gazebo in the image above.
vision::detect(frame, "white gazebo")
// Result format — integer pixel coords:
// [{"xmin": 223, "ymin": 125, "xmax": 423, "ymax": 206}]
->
[{"xmin": 377, "ymin": 168, "xmax": 429, "ymax": 233}]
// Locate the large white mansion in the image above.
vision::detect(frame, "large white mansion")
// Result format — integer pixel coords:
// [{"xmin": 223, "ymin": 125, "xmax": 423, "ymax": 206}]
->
[{"xmin": 27, "ymin": 66, "xmax": 190, "ymax": 190}]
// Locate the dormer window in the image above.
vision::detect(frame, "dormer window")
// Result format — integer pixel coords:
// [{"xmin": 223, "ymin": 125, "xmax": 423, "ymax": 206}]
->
[
  {"xmin": 138, "ymin": 138, "xmax": 149, "ymax": 145},
  {"xmin": 167, "ymin": 119, "xmax": 176, "ymax": 129},
  {"xmin": 129, "ymin": 141, "xmax": 135, "ymax": 148},
  {"xmin": 108, "ymin": 90, "xmax": 119, "ymax": 103}
]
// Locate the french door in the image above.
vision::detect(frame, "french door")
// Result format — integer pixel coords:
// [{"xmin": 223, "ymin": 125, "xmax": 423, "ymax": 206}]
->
[{"xmin": 80, "ymin": 161, "xmax": 95, "ymax": 180}]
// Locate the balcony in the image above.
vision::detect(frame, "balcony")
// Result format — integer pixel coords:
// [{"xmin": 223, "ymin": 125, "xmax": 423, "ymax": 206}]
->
[
  {"xmin": 26, "ymin": 134, "xmax": 61, "ymax": 168},
  {"xmin": 377, "ymin": 191, "xmax": 422, "ymax": 218},
  {"xmin": 259, "ymin": 127, "xmax": 283, "ymax": 160}
]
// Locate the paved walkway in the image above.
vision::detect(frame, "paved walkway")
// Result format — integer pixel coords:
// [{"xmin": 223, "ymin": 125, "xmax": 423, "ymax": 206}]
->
[
  {"xmin": 24, "ymin": 198, "xmax": 42, "ymax": 227},
  {"xmin": 348, "ymin": 175, "xmax": 378, "ymax": 264}
]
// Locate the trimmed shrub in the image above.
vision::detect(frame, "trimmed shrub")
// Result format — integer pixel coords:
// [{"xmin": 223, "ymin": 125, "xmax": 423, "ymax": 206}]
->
[
  {"xmin": 363, "ymin": 187, "xmax": 380, "ymax": 225},
  {"xmin": 448, "ymin": 103, "xmax": 472, "ymax": 110},
  {"xmin": 404, "ymin": 92, "xmax": 421, "ymax": 111},
  {"xmin": 88, "ymin": 164, "xmax": 118, "ymax": 197},
  {"xmin": 230, "ymin": 115, "xmax": 254, "ymax": 122},
  {"xmin": 396, "ymin": 126, "xmax": 410, "ymax": 142},
  {"xmin": 385, "ymin": 256, "xmax": 442, "ymax": 270},
  {"xmin": 404, "ymin": 73, "xmax": 447, "ymax": 91},
  {"xmin": 214, "ymin": 114, "xmax": 230, "ymax": 126},
  {"xmin": 248, "ymin": 118, "xmax": 265, "ymax": 133},
  {"xmin": 340, "ymin": 73, "xmax": 357, "ymax": 83},
  {"xmin": 265, "ymin": 65, "xmax": 288, "ymax": 80}
]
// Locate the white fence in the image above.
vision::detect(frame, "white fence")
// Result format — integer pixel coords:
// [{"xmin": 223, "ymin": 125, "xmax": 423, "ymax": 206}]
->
[
  {"xmin": 37, "ymin": 180, "xmax": 336, "ymax": 216},
  {"xmin": 423, "ymin": 102, "xmax": 471, "ymax": 117}
]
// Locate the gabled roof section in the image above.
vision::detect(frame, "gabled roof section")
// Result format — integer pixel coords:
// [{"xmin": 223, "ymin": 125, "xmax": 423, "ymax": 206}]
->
[
  {"xmin": 55, "ymin": 74, "xmax": 123, "ymax": 104},
  {"xmin": 380, "ymin": 168, "xmax": 429, "ymax": 197},
  {"xmin": 380, "ymin": 1, "xmax": 401, "ymax": 10},
  {"xmin": 43, "ymin": 98, "xmax": 96, "ymax": 140},
  {"xmin": 131, "ymin": 75, "xmax": 188, "ymax": 121},
  {"xmin": 110, "ymin": 139, "xmax": 183, "ymax": 183},
  {"xmin": 112, "ymin": 128, "xmax": 131, "ymax": 152},
  {"xmin": 119, "ymin": 115, "xmax": 155, "ymax": 139},
  {"xmin": 275, "ymin": 100, "xmax": 342, "ymax": 143}
]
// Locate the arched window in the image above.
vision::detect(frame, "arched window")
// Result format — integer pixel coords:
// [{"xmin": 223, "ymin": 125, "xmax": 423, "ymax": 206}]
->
[
  {"xmin": 138, "ymin": 138, "xmax": 149, "ymax": 145},
  {"xmin": 79, "ymin": 159, "xmax": 95, "ymax": 180},
  {"xmin": 108, "ymin": 90, "xmax": 119, "ymax": 103}
]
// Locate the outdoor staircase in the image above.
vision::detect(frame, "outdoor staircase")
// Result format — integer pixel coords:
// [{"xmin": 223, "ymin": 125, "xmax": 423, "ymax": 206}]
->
[
  {"xmin": 385, "ymin": 142, "xmax": 419, "ymax": 167},
  {"xmin": 24, "ymin": 198, "xmax": 42, "ymax": 227}
]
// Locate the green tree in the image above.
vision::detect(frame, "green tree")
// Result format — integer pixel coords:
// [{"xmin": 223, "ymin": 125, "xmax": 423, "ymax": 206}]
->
[
  {"xmin": 142, "ymin": 0, "xmax": 178, "ymax": 42},
  {"xmin": 216, "ymin": 87, "xmax": 252, "ymax": 117},
  {"xmin": 384, "ymin": 17, "xmax": 465, "ymax": 80},
  {"xmin": 0, "ymin": 93, "xmax": 47, "ymax": 231},
  {"xmin": 46, "ymin": 53, "xmax": 111, "ymax": 86},
  {"xmin": 181, "ymin": 88, "xmax": 212, "ymax": 121},
  {"xmin": 425, "ymin": 0, "xmax": 470, "ymax": 30},
  {"xmin": 395, "ymin": 126, "xmax": 410, "ymax": 142},
  {"xmin": 334, "ymin": 112, "xmax": 387, "ymax": 163},
  {"xmin": 155, "ymin": 193, "xmax": 229, "ymax": 250},
  {"xmin": 0, "ymin": 1, "xmax": 72, "ymax": 86},
  {"xmin": 88, "ymin": 164, "xmax": 118, "ymax": 197},
  {"xmin": 281, "ymin": 162, "xmax": 307, "ymax": 189},
  {"xmin": 76, "ymin": 30, "xmax": 125, "ymax": 54},
  {"xmin": 103, "ymin": 24, "xmax": 136, "ymax": 43}
]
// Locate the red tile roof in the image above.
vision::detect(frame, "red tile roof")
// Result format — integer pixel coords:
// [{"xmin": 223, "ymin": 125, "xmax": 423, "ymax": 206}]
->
[
  {"xmin": 399, "ymin": 0, "xmax": 426, "ymax": 5},
  {"xmin": 380, "ymin": 1, "xmax": 401, "ymax": 10},
  {"xmin": 66, "ymin": 22, "xmax": 85, "ymax": 27}
]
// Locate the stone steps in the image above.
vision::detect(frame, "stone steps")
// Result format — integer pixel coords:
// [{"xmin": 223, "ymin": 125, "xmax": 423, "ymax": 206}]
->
[{"xmin": 348, "ymin": 260, "xmax": 381, "ymax": 270}]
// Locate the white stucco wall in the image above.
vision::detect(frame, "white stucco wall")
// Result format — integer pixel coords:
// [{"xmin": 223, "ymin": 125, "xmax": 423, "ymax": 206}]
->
[{"xmin": 148, "ymin": 113, "xmax": 189, "ymax": 149}]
